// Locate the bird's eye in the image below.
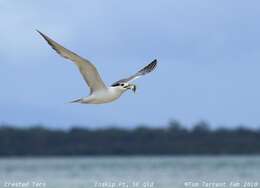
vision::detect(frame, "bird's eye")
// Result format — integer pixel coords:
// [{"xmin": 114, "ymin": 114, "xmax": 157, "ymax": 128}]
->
[{"xmin": 120, "ymin": 83, "xmax": 124, "ymax": 86}]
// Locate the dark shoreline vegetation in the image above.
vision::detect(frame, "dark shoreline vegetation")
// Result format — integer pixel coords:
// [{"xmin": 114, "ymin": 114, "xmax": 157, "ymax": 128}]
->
[{"xmin": 1, "ymin": 121, "xmax": 260, "ymax": 156}]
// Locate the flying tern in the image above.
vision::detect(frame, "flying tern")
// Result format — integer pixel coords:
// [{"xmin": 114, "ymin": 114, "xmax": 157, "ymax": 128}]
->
[{"xmin": 37, "ymin": 30, "xmax": 158, "ymax": 104}]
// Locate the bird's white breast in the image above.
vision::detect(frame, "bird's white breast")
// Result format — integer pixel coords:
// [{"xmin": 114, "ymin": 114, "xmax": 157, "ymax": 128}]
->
[{"xmin": 82, "ymin": 87, "xmax": 124, "ymax": 104}]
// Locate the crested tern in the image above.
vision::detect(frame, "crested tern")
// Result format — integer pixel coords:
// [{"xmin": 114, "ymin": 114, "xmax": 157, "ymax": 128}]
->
[{"xmin": 37, "ymin": 31, "xmax": 158, "ymax": 104}]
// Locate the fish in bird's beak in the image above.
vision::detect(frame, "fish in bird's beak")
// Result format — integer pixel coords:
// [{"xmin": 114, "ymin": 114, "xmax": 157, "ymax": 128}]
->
[
  {"xmin": 125, "ymin": 83, "xmax": 136, "ymax": 93},
  {"xmin": 130, "ymin": 84, "xmax": 136, "ymax": 93}
]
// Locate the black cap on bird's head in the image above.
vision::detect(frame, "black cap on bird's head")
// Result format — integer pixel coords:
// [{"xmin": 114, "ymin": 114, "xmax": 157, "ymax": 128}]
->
[{"xmin": 111, "ymin": 81, "xmax": 136, "ymax": 93}]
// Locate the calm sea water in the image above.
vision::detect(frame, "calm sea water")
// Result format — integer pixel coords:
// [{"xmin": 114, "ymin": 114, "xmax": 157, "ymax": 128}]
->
[{"xmin": 0, "ymin": 156, "xmax": 259, "ymax": 188}]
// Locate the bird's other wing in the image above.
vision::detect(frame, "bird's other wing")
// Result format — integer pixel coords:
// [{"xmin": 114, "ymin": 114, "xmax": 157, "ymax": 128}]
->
[
  {"xmin": 37, "ymin": 30, "xmax": 107, "ymax": 94},
  {"xmin": 111, "ymin": 59, "xmax": 157, "ymax": 86}
]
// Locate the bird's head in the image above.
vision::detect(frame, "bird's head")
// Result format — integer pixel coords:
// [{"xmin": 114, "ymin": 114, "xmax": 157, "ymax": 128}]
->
[{"xmin": 111, "ymin": 81, "xmax": 136, "ymax": 93}]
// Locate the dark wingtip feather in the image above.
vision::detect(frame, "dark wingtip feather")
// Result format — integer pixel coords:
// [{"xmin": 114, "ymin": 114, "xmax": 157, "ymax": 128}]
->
[
  {"xmin": 36, "ymin": 30, "xmax": 51, "ymax": 43},
  {"xmin": 151, "ymin": 59, "xmax": 157, "ymax": 63},
  {"xmin": 36, "ymin": 30, "xmax": 66, "ymax": 58},
  {"xmin": 143, "ymin": 59, "xmax": 158, "ymax": 74},
  {"xmin": 35, "ymin": 29, "xmax": 41, "ymax": 34},
  {"xmin": 36, "ymin": 30, "xmax": 46, "ymax": 39},
  {"xmin": 36, "ymin": 30, "xmax": 50, "ymax": 44},
  {"xmin": 149, "ymin": 59, "xmax": 158, "ymax": 69}
]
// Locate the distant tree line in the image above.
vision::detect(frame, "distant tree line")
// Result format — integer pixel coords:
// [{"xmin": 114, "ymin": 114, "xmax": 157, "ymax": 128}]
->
[{"xmin": 0, "ymin": 121, "xmax": 260, "ymax": 156}]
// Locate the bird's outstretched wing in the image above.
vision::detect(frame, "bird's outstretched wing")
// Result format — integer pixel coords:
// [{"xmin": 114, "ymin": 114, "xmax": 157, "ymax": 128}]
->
[
  {"xmin": 37, "ymin": 30, "xmax": 107, "ymax": 94},
  {"xmin": 111, "ymin": 59, "xmax": 157, "ymax": 86}
]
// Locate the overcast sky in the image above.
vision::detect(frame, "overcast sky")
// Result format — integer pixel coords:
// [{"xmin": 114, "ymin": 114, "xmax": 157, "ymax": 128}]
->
[{"xmin": 1, "ymin": 0, "xmax": 260, "ymax": 128}]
